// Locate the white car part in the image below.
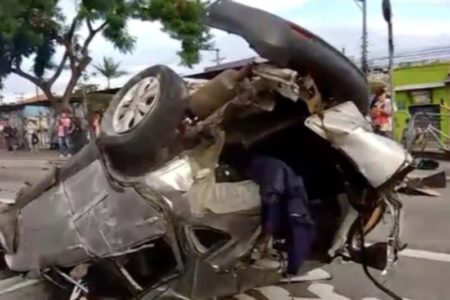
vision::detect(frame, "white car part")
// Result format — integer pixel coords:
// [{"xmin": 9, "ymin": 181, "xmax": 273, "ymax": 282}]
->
[{"xmin": 305, "ymin": 101, "xmax": 412, "ymax": 188}]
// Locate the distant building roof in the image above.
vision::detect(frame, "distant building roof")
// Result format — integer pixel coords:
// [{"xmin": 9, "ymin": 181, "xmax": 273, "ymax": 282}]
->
[
  {"xmin": 88, "ymin": 88, "xmax": 120, "ymax": 95},
  {"xmin": 0, "ymin": 93, "xmax": 83, "ymax": 110},
  {"xmin": 21, "ymin": 94, "xmax": 50, "ymax": 104}
]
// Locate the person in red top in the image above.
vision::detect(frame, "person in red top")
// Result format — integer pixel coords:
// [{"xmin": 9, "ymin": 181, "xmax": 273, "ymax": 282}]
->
[
  {"xmin": 56, "ymin": 112, "xmax": 74, "ymax": 157},
  {"xmin": 370, "ymin": 87, "xmax": 392, "ymax": 137}
]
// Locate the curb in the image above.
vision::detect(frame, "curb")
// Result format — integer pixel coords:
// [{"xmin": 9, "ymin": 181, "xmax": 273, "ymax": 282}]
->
[{"xmin": 0, "ymin": 159, "xmax": 65, "ymax": 169}]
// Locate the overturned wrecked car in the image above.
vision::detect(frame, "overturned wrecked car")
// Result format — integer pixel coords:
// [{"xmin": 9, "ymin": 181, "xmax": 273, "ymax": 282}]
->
[{"xmin": 0, "ymin": 1, "xmax": 412, "ymax": 299}]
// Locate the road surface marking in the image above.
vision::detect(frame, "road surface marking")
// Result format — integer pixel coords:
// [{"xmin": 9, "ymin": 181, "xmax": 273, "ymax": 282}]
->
[
  {"xmin": 235, "ymin": 283, "xmax": 412, "ymax": 300},
  {"xmin": 279, "ymin": 268, "xmax": 332, "ymax": 283},
  {"xmin": 234, "ymin": 283, "xmax": 412, "ymax": 300},
  {"xmin": 365, "ymin": 242, "xmax": 450, "ymax": 263},
  {"xmin": 400, "ymin": 248, "xmax": 450, "ymax": 263},
  {"xmin": 234, "ymin": 294, "xmax": 257, "ymax": 300}
]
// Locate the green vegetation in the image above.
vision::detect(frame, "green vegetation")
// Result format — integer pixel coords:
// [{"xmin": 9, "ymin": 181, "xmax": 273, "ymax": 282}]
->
[
  {"xmin": 0, "ymin": 0, "xmax": 211, "ymax": 110},
  {"xmin": 94, "ymin": 56, "xmax": 128, "ymax": 89}
]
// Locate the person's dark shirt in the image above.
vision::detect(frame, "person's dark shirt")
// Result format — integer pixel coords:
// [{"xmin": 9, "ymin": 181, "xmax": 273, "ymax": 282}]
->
[{"xmin": 3, "ymin": 125, "xmax": 13, "ymax": 138}]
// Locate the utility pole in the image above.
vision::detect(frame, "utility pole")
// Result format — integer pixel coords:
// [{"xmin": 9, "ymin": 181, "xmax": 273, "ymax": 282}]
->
[
  {"xmin": 383, "ymin": 0, "xmax": 394, "ymax": 95},
  {"xmin": 361, "ymin": 0, "xmax": 369, "ymax": 75},
  {"xmin": 211, "ymin": 48, "xmax": 225, "ymax": 66},
  {"xmin": 15, "ymin": 92, "xmax": 25, "ymax": 102},
  {"xmin": 383, "ymin": 0, "xmax": 396, "ymax": 138}
]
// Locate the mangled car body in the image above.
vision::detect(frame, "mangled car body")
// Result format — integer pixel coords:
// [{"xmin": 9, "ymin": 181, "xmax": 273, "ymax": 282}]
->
[{"xmin": 0, "ymin": 1, "xmax": 412, "ymax": 299}]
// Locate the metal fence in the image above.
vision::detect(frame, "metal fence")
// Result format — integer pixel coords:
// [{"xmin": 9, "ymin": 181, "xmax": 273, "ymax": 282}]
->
[{"xmin": 405, "ymin": 112, "xmax": 450, "ymax": 152}]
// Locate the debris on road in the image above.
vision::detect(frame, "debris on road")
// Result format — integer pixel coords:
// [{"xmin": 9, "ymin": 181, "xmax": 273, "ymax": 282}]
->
[
  {"xmin": 408, "ymin": 171, "xmax": 447, "ymax": 189},
  {"xmin": 397, "ymin": 179, "xmax": 441, "ymax": 197},
  {"xmin": 416, "ymin": 159, "xmax": 440, "ymax": 171}
]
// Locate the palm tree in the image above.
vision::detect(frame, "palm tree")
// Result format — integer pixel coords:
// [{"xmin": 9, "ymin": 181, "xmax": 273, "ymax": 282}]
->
[{"xmin": 93, "ymin": 57, "xmax": 128, "ymax": 89}]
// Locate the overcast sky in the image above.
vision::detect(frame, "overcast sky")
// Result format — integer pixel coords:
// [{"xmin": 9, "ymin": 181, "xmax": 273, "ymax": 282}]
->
[{"xmin": 2, "ymin": 0, "xmax": 450, "ymax": 102}]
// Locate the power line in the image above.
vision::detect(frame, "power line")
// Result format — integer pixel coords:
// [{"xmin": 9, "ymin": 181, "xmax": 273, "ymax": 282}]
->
[
  {"xmin": 368, "ymin": 46, "xmax": 450, "ymax": 62},
  {"xmin": 381, "ymin": 45, "xmax": 450, "ymax": 56},
  {"xmin": 369, "ymin": 45, "xmax": 450, "ymax": 59}
]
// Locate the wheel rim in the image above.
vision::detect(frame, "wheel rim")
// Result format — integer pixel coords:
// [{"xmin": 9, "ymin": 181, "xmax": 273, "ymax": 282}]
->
[{"xmin": 112, "ymin": 76, "xmax": 160, "ymax": 133}]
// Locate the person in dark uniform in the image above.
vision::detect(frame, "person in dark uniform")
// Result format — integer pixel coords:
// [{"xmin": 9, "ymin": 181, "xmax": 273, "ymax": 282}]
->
[{"xmin": 2, "ymin": 122, "xmax": 15, "ymax": 152}]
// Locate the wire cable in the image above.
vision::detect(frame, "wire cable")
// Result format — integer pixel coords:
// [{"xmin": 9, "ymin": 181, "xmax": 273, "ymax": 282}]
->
[{"xmin": 358, "ymin": 216, "xmax": 402, "ymax": 300}]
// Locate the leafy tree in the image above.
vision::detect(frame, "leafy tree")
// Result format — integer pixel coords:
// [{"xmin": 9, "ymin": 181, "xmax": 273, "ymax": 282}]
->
[
  {"xmin": 94, "ymin": 56, "xmax": 127, "ymax": 89},
  {"xmin": 0, "ymin": 0, "xmax": 211, "ymax": 110}
]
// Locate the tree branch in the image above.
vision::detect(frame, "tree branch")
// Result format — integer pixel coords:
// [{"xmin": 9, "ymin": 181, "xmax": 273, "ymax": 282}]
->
[
  {"xmin": 62, "ymin": 73, "xmax": 81, "ymax": 104},
  {"xmin": 10, "ymin": 67, "xmax": 56, "ymax": 105},
  {"xmin": 94, "ymin": 22, "xmax": 108, "ymax": 33},
  {"xmin": 60, "ymin": 36, "xmax": 77, "ymax": 73},
  {"xmin": 86, "ymin": 19, "xmax": 94, "ymax": 34},
  {"xmin": 49, "ymin": 53, "xmax": 69, "ymax": 85},
  {"xmin": 59, "ymin": 19, "xmax": 108, "ymax": 109},
  {"xmin": 10, "ymin": 67, "xmax": 41, "ymax": 87},
  {"xmin": 59, "ymin": 15, "xmax": 81, "ymax": 73},
  {"xmin": 81, "ymin": 21, "xmax": 108, "ymax": 57},
  {"xmin": 66, "ymin": 16, "xmax": 79, "ymax": 41}
]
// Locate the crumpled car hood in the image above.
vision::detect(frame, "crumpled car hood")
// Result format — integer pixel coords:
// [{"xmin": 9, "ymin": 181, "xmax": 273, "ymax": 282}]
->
[{"xmin": 305, "ymin": 101, "xmax": 413, "ymax": 187}]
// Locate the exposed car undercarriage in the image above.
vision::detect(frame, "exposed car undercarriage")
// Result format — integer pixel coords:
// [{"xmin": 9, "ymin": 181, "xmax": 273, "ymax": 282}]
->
[{"xmin": 0, "ymin": 64, "xmax": 411, "ymax": 300}]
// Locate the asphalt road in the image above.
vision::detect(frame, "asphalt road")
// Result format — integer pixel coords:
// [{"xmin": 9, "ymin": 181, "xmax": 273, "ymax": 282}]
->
[
  {"xmin": 0, "ymin": 159, "xmax": 52, "ymax": 202},
  {"xmin": 0, "ymin": 158, "xmax": 449, "ymax": 300},
  {"xmin": 231, "ymin": 162, "xmax": 450, "ymax": 300}
]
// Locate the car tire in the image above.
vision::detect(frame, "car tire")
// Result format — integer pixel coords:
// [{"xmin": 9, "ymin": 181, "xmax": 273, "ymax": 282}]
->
[{"xmin": 99, "ymin": 65, "xmax": 187, "ymax": 175}]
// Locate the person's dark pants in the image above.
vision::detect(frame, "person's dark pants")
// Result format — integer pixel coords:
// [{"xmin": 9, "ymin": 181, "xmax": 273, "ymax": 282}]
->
[
  {"xmin": 5, "ymin": 138, "xmax": 13, "ymax": 151},
  {"xmin": 245, "ymin": 156, "xmax": 315, "ymax": 275},
  {"xmin": 286, "ymin": 217, "xmax": 315, "ymax": 275},
  {"xmin": 263, "ymin": 193, "xmax": 316, "ymax": 275}
]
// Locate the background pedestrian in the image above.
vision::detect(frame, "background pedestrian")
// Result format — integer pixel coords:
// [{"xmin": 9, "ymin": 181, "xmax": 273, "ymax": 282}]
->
[
  {"xmin": 56, "ymin": 111, "xmax": 74, "ymax": 157},
  {"xmin": 370, "ymin": 87, "xmax": 393, "ymax": 137}
]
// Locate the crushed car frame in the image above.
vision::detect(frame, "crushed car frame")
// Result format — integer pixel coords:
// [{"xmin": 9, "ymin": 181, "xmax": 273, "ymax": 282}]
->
[{"xmin": 0, "ymin": 1, "xmax": 412, "ymax": 299}]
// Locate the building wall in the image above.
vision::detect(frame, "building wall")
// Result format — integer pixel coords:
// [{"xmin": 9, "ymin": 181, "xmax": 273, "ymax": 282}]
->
[
  {"xmin": 22, "ymin": 105, "xmax": 51, "ymax": 118},
  {"xmin": 0, "ymin": 101, "xmax": 87, "ymax": 150},
  {"xmin": 393, "ymin": 62, "xmax": 450, "ymax": 141},
  {"xmin": 394, "ymin": 63, "xmax": 450, "ymax": 86}
]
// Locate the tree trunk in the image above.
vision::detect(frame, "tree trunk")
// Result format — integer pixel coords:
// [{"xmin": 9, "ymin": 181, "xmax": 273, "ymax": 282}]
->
[
  {"xmin": 60, "ymin": 71, "xmax": 83, "ymax": 113},
  {"xmin": 40, "ymin": 85, "xmax": 66, "ymax": 113},
  {"xmin": 59, "ymin": 94, "xmax": 73, "ymax": 113},
  {"xmin": 107, "ymin": 78, "xmax": 111, "ymax": 89},
  {"xmin": 42, "ymin": 88, "xmax": 70, "ymax": 113}
]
